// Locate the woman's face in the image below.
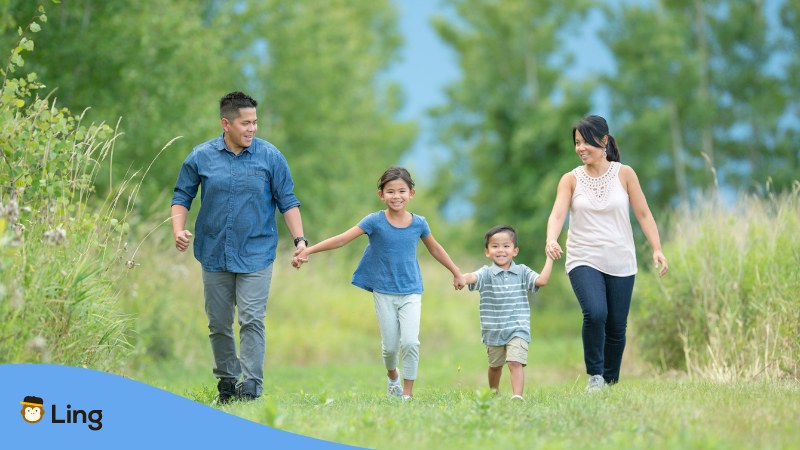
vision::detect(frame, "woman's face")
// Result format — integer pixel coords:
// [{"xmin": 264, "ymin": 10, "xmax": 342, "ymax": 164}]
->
[{"xmin": 574, "ymin": 130, "xmax": 606, "ymax": 164}]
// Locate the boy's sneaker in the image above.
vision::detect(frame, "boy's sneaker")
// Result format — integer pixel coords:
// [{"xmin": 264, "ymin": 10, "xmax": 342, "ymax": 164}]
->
[
  {"xmin": 511, "ymin": 395, "xmax": 524, "ymax": 402},
  {"xmin": 387, "ymin": 377, "xmax": 402, "ymax": 398},
  {"xmin": 585, "ymin": 374, "xmax": 606, "ymax": 393}
]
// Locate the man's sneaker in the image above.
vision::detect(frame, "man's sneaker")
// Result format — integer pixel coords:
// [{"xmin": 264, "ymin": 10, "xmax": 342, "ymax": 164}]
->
[
  {"xmin": 237, "ymin": 380, "xmax": 260, "ymax": 402},
  {"xmin": 585, "ymin": 374, "xmax": 606, "ymax": 393},
  {"xmin": 217, "ymin": 378, "xmax": 237, "ymax": 404},
  {"xmin": 387, "ymin": 377, "xmax": 402, "ymax": 398},
  {"xmin": 511, "ymin": 394, "xmax": 524, "ymax": 402}
]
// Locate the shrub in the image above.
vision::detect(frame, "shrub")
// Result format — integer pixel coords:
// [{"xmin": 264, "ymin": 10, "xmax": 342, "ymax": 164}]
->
[
  {"xmin": 0, "ymin": 8, "xmax": 133, "ymax": 370},
  {"xmin": 636, "ymin": 183, "xmax": 800, "ymax": 381}
]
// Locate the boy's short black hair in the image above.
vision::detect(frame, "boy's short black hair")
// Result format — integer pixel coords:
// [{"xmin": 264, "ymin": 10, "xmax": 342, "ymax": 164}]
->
[{"xmin": 484, "ymin": 225, "xmax": 518, "ymax": 248}]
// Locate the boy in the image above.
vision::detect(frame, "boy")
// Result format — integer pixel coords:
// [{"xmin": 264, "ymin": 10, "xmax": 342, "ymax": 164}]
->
[{"xmin": 463, "ymin": 225, "xmax": 553, "ymax": 400}]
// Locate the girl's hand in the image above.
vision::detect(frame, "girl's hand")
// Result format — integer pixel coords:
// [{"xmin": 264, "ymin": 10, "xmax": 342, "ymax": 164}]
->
[
  {"xmin": 453, "ymin": 273, "xmax": 467, "ymax": 290},
  {"xmin": 653, "ymin": 250, "xmax": 668, "ymax": 277},
  {"xmin": 545, "ymin": 239, "xmax": 562, "ymax": 260},
  {"xmin": 292, "ymin": 250, "xmax": 309, "ymax": 269}
]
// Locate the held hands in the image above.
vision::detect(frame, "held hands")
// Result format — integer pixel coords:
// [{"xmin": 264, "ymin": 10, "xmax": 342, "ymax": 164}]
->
[
  {"xmin": 653, "ymin": 250, "xmax": 669, "ymax": 277},
  {"xmin": 545, "ymin": 239, "xmax": 563, "ymax": 260},
  {"xmin": 291, "ymin": 243, "xmax": 309, "ymax": 269},
  {"xmin": 174, "ymin": 230, "xmax": 192, "ymax": 252},
  {"xmin": 453, "ymin": 273, "xmax": 467, "ymax": 291}
]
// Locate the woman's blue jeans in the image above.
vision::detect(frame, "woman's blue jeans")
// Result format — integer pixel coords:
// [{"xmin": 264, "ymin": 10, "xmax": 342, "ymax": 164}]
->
[{"xmin": 568, "ymin": 265, "xmax": 635, "ymax": 384}]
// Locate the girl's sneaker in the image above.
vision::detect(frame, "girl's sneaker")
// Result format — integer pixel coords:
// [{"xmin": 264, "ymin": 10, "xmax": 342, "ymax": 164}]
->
[{"xmin": 387, "ymin": 377, "xmax": 402, "ymax": 397}]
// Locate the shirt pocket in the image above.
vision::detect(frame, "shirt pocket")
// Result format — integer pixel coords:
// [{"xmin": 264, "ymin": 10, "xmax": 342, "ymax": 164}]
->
[{"xmin": 245, "ymin": 167, "xmax": 267, "ymax": 193}]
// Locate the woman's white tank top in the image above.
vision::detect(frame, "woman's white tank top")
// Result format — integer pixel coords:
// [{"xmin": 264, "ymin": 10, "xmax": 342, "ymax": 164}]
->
[{"xmin": 565, "ymin": 161, "xmax": 637, "ymax": 276}]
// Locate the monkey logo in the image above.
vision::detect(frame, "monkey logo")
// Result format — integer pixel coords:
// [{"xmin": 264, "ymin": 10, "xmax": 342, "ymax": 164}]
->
[{"xmin": 20, "ymin": 396, "xmax": 45, "ymax": 424}]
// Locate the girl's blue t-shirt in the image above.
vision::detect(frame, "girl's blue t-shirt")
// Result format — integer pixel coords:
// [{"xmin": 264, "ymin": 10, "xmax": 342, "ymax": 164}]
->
[{"xmin": 351, "ymin": 211, "xmax": 431, "ymax": 295}]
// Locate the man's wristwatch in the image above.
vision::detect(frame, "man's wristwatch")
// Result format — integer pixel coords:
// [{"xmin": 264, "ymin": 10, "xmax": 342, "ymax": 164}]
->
[{"xmin": 293, "ymin": 236, "xmax": 309, "ymax": 247}]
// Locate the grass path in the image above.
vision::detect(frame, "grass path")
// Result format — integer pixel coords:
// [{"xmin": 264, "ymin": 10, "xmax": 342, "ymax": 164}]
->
[
  {"xmin": 138, "ymin": 338, "xmax": 799, "ymax": 450},
  {"xmin": 124, "ymin": 255, "xmax": 799, "ymax": 449}
]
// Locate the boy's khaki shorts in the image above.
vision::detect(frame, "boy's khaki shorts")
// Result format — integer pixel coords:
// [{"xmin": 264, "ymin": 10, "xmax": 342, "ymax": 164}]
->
[{"xmin": 486, "ymin": 336, "xmax": 528, "ymax": 367}]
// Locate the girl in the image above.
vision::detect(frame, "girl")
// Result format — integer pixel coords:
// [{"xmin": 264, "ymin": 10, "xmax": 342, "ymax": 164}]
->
[{"xmin": 293, "ymin": 166, "xmax": 465, "ymax": 399}]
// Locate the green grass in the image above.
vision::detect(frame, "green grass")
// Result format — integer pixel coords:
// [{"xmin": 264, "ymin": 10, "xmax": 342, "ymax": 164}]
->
[
  {"xmin": 121, "ymin": 252, "xmax": 799, "ymax": 449},
  {"xmin": 110, "ymin": 190, "xmax": 800, "ymax": 450},
  {"xmin": 137, "ymin": 331, "xmax": 800, "ymax": 450}
]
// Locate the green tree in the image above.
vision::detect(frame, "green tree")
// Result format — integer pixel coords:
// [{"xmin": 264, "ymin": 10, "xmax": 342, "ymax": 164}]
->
[
  {"xmin": 241, "ymin": 0, "xmax": 416, "ymax": 238},
  {"xmin": 602, "ymin": 0, "xmax": 796, "ymax": 206},
  {"xmin": 778, "ymin": 0, "xmax": 800, "ymax": 182},
  {"xmin": 0, "ymin": 0, "xmax": 240, "ymax": 207},
  {"xmin": 430, "ymin": 0, "xmax": 592, "ymax": 259}
]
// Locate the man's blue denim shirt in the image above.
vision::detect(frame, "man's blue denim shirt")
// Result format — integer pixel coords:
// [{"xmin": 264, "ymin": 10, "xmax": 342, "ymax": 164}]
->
[{"xmin": 171, "ymin": 135, "xmax": 300, "ymax": 273}]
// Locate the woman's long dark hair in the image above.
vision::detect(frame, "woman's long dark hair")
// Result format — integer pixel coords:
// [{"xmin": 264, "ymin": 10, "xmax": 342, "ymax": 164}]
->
[{"xmin": 573, "ymin": 115, "xmax": 621, "ymax": 162}]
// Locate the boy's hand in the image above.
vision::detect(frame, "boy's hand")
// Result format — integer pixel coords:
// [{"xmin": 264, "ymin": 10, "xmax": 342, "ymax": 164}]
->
[
  {"xmin": 453, "ymin": 273, "xmax": 467, "ymax": 290},
  {"xmin": 545, "ymin": 239, "xmax": 562, "ymax": 260}
]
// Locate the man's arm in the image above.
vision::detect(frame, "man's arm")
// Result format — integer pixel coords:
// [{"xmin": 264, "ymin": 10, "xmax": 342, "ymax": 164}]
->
[{"xmin": 282, "ymin": 206, "xmax": 307, "ymax": 253}]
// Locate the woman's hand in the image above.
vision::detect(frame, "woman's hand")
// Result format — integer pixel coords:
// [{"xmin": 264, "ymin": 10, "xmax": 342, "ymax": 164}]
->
[
  {"xmin": 545, "ymin": 239, "xmax": 563, "ymax": 260},
  {"xmin": 653, "ymin": 250, "xmax": 668, "ymax": 277}
]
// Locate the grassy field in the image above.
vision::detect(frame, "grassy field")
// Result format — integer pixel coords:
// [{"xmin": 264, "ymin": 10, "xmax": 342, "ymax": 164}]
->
[{"xmin": 123, "ymin": 244, "xmax": 800, "ymax": 450}]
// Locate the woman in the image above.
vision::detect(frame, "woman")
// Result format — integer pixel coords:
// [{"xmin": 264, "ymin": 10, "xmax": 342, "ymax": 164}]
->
[{"xmin": 545, "ymin": 115, "xmax": 668, "ymax": 392}]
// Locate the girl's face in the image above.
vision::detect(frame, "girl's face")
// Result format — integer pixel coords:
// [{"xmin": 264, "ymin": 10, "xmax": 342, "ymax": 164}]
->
[
  {"xmin": 574, "ymin": 130, "xmax": 607, "ymax": 165},
  {"xmin": 378, "ymin": 178, "xmax": 414, "ymax": 212}
]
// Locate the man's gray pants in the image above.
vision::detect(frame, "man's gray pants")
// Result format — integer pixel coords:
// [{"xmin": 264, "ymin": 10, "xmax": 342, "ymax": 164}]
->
[{"xmin": 202, "ymin": 265, "xmax": 272, "ymax": 397}]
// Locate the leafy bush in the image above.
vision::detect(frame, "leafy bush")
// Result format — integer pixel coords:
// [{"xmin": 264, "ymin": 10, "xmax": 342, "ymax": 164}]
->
[
  {"xmin": 636, "ymin": 183, "xmax": 800, "ymax": 381},
  {"xmin": 0, "ymin": 8, "xmax": 133, "ymax": 370}
]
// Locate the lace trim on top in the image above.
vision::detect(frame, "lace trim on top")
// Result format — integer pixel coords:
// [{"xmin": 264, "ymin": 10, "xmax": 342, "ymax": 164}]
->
[{"xmin": 573, "ymin": 162, "xmax": 620, "ymax": 209}]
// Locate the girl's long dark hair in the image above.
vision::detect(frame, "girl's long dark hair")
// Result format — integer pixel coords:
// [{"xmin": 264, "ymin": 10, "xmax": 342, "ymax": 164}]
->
[{"xmin": 378, "ymin": 166, "xmax": 415, "ymax": 191}]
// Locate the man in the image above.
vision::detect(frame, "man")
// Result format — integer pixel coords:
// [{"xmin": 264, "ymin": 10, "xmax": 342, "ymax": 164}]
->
[{"xmin": 171, "ymin": 91, "xmax": 308, "ymax": 403}]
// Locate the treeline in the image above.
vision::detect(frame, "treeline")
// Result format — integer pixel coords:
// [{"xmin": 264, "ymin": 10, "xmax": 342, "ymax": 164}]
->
[
  {"xmin": 430, "ymin": 0, "xmax": 800, "ymax": 258},
  {"xmin": 2, "ymin": 0, "xmax": 799, "ymax": 253},
  {"xmin": 0, "ymin": 0, "xmax": 415, "ymax": 239}
]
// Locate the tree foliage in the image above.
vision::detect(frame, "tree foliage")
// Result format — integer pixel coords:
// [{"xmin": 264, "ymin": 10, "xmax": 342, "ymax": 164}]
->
[
  {"xmin": 601, "ymin": 0, "xmax": 798, "ymax": 205},
  {"xmin": 0, "ymin": 1, "xmax": 414, "ymax": 238},
  {"xmin": 430, "ymin": 0, "xmax": 593, "ymax": 258},
  {"xmin": 239, "ymin": 0, "xmax": 416, "ymax": 237},
  {"xmin": 0, "ymin": 0, "xmax": 239, "ymax": 207}
]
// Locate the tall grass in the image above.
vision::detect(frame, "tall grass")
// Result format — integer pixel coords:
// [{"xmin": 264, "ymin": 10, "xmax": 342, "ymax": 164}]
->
[
  {"xmin": 636, "ymin": 183, "xmax": 800, "ymax": 381},
  {"xmin": 0, "ymin": 10, "xmax": 148, "ymax": 370}
]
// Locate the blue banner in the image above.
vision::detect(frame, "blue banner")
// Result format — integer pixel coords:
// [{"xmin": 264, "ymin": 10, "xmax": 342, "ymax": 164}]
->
[{"xmin": 1, "ymin": 364, "xmax": 362, "ymax": 449}]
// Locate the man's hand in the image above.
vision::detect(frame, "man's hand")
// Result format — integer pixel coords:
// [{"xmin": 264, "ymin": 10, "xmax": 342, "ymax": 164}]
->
[{"xmin": 174, "ymin": 230, "xmax": 192, "ymax": 252}]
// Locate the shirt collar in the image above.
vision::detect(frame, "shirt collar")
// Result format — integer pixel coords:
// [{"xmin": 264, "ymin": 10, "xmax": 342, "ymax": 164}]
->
[
  {"xmin": 215, "ymin": 133, "xmax": 255, "ymax": 155},
  {"xmin": 490, "ymin": 261, "xmax": 520, "ymax": 276}
]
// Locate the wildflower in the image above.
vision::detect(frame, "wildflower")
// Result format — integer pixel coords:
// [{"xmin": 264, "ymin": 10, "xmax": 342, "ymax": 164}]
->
[
  {"xmin": 26, "ymin": 335, "xmax": 51, "ymax": 363},
  {"xmin": 125, "ymin": 259, "xmax": 139, "ymax": 269},
  {"xmin": 0, "ymin": 198, "xmax": 20, "ymax": 224},
  {"xmin": 27, "ymin": 336, "xmax": 47, "ymax": 352},
  {"xmin": 11, "ymin": 288, "xmax": 24, "ymax": 309},
  {"xmin": 44, "ymin": 225, "xmax": 67, "ymax": 245}
]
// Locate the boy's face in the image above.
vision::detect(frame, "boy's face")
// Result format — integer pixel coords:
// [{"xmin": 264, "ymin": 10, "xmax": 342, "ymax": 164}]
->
[{"xmin": 484, "ymin": 231, "xmax": 519, "ymax": 269}]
